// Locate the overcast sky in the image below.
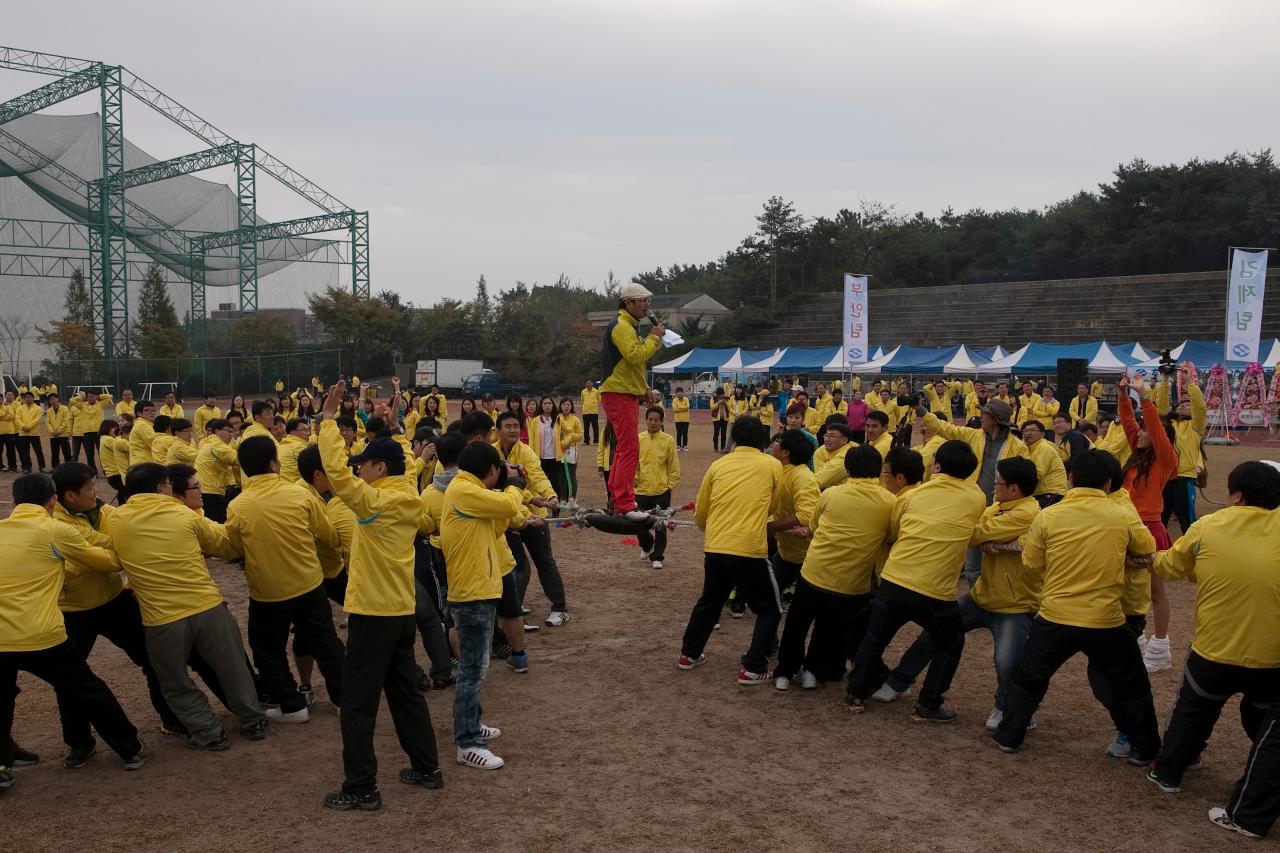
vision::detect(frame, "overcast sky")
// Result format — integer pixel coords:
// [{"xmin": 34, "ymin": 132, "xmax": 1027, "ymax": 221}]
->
[{"xmin": 5, "ymin": 0, "xmax": 1280, "ymax": 309}]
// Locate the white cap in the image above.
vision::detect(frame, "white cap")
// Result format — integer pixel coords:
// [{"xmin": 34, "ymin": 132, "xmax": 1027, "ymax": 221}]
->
[{"xmin": 620, "ymin": 281, "xmax": 653, "ymax": 301}]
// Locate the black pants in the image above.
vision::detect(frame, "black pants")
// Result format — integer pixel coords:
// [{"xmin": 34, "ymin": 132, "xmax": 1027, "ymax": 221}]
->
[
  {"xmin": 1086, "ymin": 613, "xmax": 1145, "ymax": 709},
  {"xmin": 675, "ymin": 421, "xmax": 689, "ymax": 448},
  {"xmin": 248, "ymin": 585, "xmax": 345, "ymax": 714},
  {"xmin": 995, "ymin": 616, "xmax": 1160, "ymax": 756},
  {"xmin": 636, "ymin": 490, "xmax": 671, "ymax": 560},
  {"xmin": 107, "ymin": 474, "xmax": 127, "ymax": 505},
  {"xmin": 712, "ymin": 420, "xmax": 728, "ymax": 451},
  {"xmin": 771, "ymin": 553, "xmax": 802, "ymax": 595},
  {"xmin": 411, "ymin": 538, "xmax": 453, "ymax": 680},
  {"xmin": 1161, "ymin": 476, "xmax": 1196, "ymax": 536},
  {"xmin": 202, "ymin": 492, "xmax": 228, "ymax": 524},
  {"xmin": 582, "ymin": 413, "xmax": 598, "ymax": 444},
  {"xmin": 1153, "ymin": 652, "xmax": 1280, "ymax": 787},
  {"xmin": 17, "ymin": 434, "xmax": 45, "ymax": 471},
  {"xmin": 776, "ymin": 578, "xmax": 867, "ymax": 682},
  {"xmin": 681, "ymin": 552, "xmax": 781, "ymax": 674},
  {"xmin": 0, "ymin": 639, "xmax": 142, "ymax": 765},
  {"xmin": 0, "ymin": 433, "xmax": 16, "ymax": 469},
  {"xmin": 50, "ymin": 435, "xmax": 72, "ymax": 468},
  {"xmin": 847, "ymin": 579, "xmax": 964, "ymax": 710},
  {"xmin": 1227, "ymin": 704, "xmax": 1280, "ymax": 837},
  {"xmin": 340, "ymin": 614, "xmax": 439, "ymax": 796},
  {"xmin": 73, "ymin": 433, "xmax": 98, "ymax": 469},
  {"xmin": 515, "ymin": 523, "xmax": 568, "ymax": 612},
  {"xmin": 293, "ymin": 573, "xmax": 350, "ymax": 658},
  {"xmin": 541, "ymin": 458, "xmax": 567, "ymax": 505}
]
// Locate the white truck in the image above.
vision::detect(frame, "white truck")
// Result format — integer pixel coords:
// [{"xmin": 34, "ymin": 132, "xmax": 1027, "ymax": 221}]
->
[{"xmin": 414, "ymin": 359, "xmax": 484, "ymax": 392}]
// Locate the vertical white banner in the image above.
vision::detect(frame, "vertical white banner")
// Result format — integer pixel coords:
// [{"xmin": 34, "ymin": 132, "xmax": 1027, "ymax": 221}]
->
[
  {"xmin": 1226, "ymin": 248, "xmax": 1268, "ymax": 362},
  {"xmin": 842, "ymin": 273, "xmax": 868, "ymax": 366}
]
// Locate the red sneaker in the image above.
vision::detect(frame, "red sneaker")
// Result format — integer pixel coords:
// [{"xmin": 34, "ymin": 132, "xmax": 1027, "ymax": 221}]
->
[
  {"xmin": 676, "ymin": 654, "xmax": 707, "ymax": 670},
  {"xmin": 737, "ymin": 668, "xmax": 772, "ymax": 685}
]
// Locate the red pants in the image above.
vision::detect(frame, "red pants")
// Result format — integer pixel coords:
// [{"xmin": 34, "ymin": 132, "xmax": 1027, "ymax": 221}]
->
[{"xmin": 601, "ymin": 391, "xmax": 640, "ymax": 513}]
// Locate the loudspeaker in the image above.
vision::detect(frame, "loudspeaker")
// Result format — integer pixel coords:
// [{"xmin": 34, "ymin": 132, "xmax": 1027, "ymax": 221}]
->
[{"xmin": 1056, "ymin": 358, "xmax": 1089, "ymax": 396}]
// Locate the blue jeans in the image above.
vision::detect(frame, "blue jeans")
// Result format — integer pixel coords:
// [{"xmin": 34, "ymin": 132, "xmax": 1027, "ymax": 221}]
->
[
  {"xmin": 884, "ymin": 594, "xmax": 1032, "ymax": 710},
  {"xmin": 451, "ymin": 600, "xmax": 496, "ymax": 750}
]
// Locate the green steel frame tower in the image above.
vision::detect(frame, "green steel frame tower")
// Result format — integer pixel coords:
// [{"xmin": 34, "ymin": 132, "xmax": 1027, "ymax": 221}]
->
[{"xmin": 0, "ymin": 45, "xmax": 370, "ymax": 357}]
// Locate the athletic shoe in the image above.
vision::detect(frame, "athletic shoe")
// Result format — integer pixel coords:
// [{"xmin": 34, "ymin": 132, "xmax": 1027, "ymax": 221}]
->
[
  {"xmin": 1026, "ymin": 717, "xmax": 1039, "ymax": 732},
  {"xmin": 1146, "ymin": 769, "xmax": 1180, "ymax": 793},
  {"xmin": 456, "ymin": 746, "xmax": 505, "ymax": 770},
  {"xmin": 623, "ymin": 510, "xmax": 651, "ymax": 522},
  {"xmin": 986, "ymin": 708, "xmax": 1004, "ymax": 731},
  {"xmin": 910, "ymin": 705, "xmax": 957, "ymax": 723},
  {"xmin": 774, "ymin": 676, "xmax": 791, "ymax": 691},
  {"xmin": 1127, "ymin": 751, "xmax": 1156, "ymax": 768},
  {"xmin": 1105, "ymin": 732, "xmax": 1131, "ymax": 759},
  {"xmin": 266, "ymin": 707, "xmax": 309, "ymax": 724},
  {"xmin": 729, "ymin": 601, "xmax": 746, "ymax": 619},
  {"xmin": 523, "ymin": 622, "xmax": 540, "ymax": 632},
  {"xmin": 870, "ymin": 684, "xmax": 911, "ymax": 703},
  {"xmin": 240, "ymin": 720, "xmax": 269, "ymax": 741},
  {"xmin": 989, "ymin": 735, "xmax": 1018, "ymax": 754},
  {"xmin": 398, "ymin": 767, "xmax": 444, "ymax": 789},
  {"xmin": 521, "ymin": 606, "xmax": 530, "ymax": 615},
  {"xmin": 159, "ymin": 722, "xmax": 189, "ymax": 737},
  {"xmin": 1143, "ymin": 637, "xmax": 1172, "ymax": 672},
  {"xmin": 480, "ymin": 724, "xmax": 502, "ymax": 741},
  {"xmin": 1207, "ymin": 807, "xmax": 1261, "ymax": 839},
  {"xmin": 63, "ymin": 743, "xmax": 97, "ymax": 769},
  {"xmin": 299, "ymin": 685, "xmax": 316, "ymax": 708},
  {"xmin": 506, "ymin": 652, "xmax": 529, "ymax": 673},
  {"xmin": 737, "ymin": 668, "xmax": 772, "ymax": 685},
  {"xmin": 651, "ymin": 560, "xmax": 663, "ymax": 570},
  {"xmin": 1187, "ymin": 754, "xmax": 1204, "ymax": 771},
  {"xmin": 799, "ymin": 670, "xmax": 818, "ymax": 690},
  {"xmin": 324, "ymin": 789, "xmax": 383, "ymax": 811},
  {"xmin": 0, "ymin": 768, "xmax": 13, "ymax": 790},
  {"xmin": 640, "ymin": 547, "xmax": 651, "ymax": 561},
  {"xmin": 545, "ymin": 611, "xmax": 570, "ymax": 627},
  {"xmin": 677, "ymin": 653, "xmax": 707, "ymax": 670},
  {"xmin": 186, "ymin": 734, "xmax": 231, "ymax": 752},
  {"xmin": 11, "ymin": 746, "xmax": 38, "ymax": 767},
  {"xmin": 123, "ymin": 746, "xmax": 152, "ymax": 772}
]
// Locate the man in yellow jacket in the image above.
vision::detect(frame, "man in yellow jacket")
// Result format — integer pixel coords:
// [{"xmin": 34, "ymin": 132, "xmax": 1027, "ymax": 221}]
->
[
  {"xmin": 635, "ymin": 406, "xmax": 680, "ymax": 570},
  {"xmin": 671, "ymin": 387, "xmax": 690, "ymax": 450},
  {"xmin": 71, "ymin": 391, "xmax": 105, "ymax": 470},
  {"xmin": 0, "ymin": 473, "xmax": 149, "ymax": 785},
  {"xmin": 678, "ymin": 416, "xmax": 783, "ymax": 684},
  {"xmin": 1067, "ymin": 383, "xmax": 1099, "ymax": 429},
  {"xmin": 196, "ymin": 419, "xmax": 239, "ymax": 523},
  {"xmin": 598, "ymin": 281, "xmax": 664, "ymax": 520},
  {"xmin": 992, "ymin": 450, "xmax": 1158, "ymax": 757},
  {"xmin": 846, "ymin": 440, "xmax": 986, "ymax": 720},
  {"xmin": 580, "ymin": 379, "xmax": 601, "ymax": 445},
  {"xmin": 0, "ymin": 390, "xmax": 17, "ymax": 472},
  {"xmin": 192, "ymin": 391, "xmax": 223, "ymax": 441},
  {"xmin": 1020, "ymin": 420, "xmax": 1068, "ymax": 505},
  {"xmin": 277, "ymin": 418, "xmax": 313, "ymax": 483},
  {"xmin": 16, "ymin": 390, "xmax": 47, "ymax": 473},
  {"xmin": 874, "ymin": 457, "xmax": 1042, "ymax": 730},
  {"xmin": 1146, "ymin": 461, "xmax": 1280, "ymax": 798},
  {"xmin": 442, "ymin": 441, "xmax": 526, "ymax": 772},
  {"xmin": 128, "ymin": 400, "xmax": 158, "ymax": 467},
  {"xmin": 318, "ymin": 382, "xmax": 442, "ymax": 810}
]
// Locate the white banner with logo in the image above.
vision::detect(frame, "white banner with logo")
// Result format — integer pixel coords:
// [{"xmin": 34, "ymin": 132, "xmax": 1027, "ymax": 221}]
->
[
  {"xmin": 842, "ymin": 273, "xmax": 869, "ymax": 366},
  {"xmin": 1226, "ymin": 248, "xmax": 1268, "ymax": 362}
]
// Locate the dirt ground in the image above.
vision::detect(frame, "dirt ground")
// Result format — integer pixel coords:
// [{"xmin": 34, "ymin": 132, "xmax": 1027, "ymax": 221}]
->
[{"xmin": 2, "ymin": 415, "xmax": 1278, "ymax": 851}]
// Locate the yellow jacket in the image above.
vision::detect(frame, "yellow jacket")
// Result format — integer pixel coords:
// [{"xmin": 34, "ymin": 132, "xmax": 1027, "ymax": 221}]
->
[
  {"xmin": 1014, "ymin": 393, "xmax": 1043, "ymax": 428},
  {"xmin": 919, "ymin": 413, "xmax": 1029, "ymax": 485},
  {"xmin": 800, "ymin": 477, "xmax": 895, "ymax": 595},
  {"xmin": 1026, "ymin": 438, "xmax": 1068, "ymax": 495},
  {"xmin": 0, "ymin": 402, "xmax": 15, "ymax": 436},
  {"xmin": 1155, "ymin": 380, "xmax": 1207, "ymax": 478},
  {"xmin": 71, "ymin": 399, "xmax": 104, "ymax": 435},
  {"xmin": 106, "ymin": 492, "xmax": 238, "ymax": 626},
  {"xmin": 1021, "ymin": 488, "xmax": 1156, "ymax": 629},
  {"xmin": 881, "ymin": 474, "xmax": 987, "ymax": 600},
  {"xmin": 0, "ymin": 504, "xmax": 120, "ymax": 652},
  {"xmin": 165, "ymin": 439, "xmax": 197, "ymax": 466},
  {"xmin": 318, "ymin": 419, "xmax": 421, "ymax": 616},
  {"xmin": 1154, "ymin": 505, "xmax": 1280, "ymax": 668},
  {"xmin": 497, "ymin": 439, "xmax": 556, "ymax": 519},
  {"xmin": 1094, "ymin": 421, "xmax": 1132, "ymax": 467},
  {"xmin": 773, "ymin": 463, "xmax": 821, "ymax": 565},
  {"xmin": 924, "ymin": 385, "xmax": 955, "ymax": 415},
  {"xmin": 1039, "ymin": 398, "xmax": 1061, "ymax": 420},
  {"xmin": 596, "ymin": 430, "xmax": 614, "ymax": 472},
  {"xmin": 441, "ymin": 471, "xmax": 525, "ymax": 603},
  {"xmin": 559, "ymin": 414, "xmax": 583, "ymax": 454},
  {"xmin": 52, "ymin": 500, "xmax": 123, "ymax": 613},
  {"xmin": 815, "ymin": 442, "xmax": 853, "ymax": 491},
  {"xmin": 224, "ymin": 474, "xmax": 338, "ymax": 602},
  {"xmin": 581, "ymin": 387, "xmax": 600, "ymax": 415},
  {"xmin": 672, "ymin": 396, "xmax": 690, "ymax": 423},
  {"xmin": 918, "ymin": 435, "xmax": 945, "ymax": 481},
  {"xmin": 115, "ymin": 399, "xmax": 136, "ymax": 418},
  {"xmin": 968, "ymin": 496, "xmax": 1041, "ymax": 614},
  {"xmin": 112, "ymin": 434, "xmax": 132, "ymax": 474},
  {"xmin": 151, "ymin": 433, "xmax": 175, "ymax": 465},
  {"xmin": 694, "ymin": 447, "xmax": 783, "ymax": 558},
  {"xmin": 17, "ymin": 401, "xmax": 43, "ymax": 436},
  {"xmin": 193, "ymin": 404, "xmax": 222, "ymax": 438},
  {"xmin": 1090, "ymin": 380, "xmax": 1105, "ymax": 399},
  {"xmin": 1113, "ymin": 488, "xmax": 1152, "ymax": 617},
  {"xmin": 160, "ymin": 403, "xmax": 185, "ymax": 419},
  {"xmin": 195, "ymin": 434, "xmax": 239, "ymax": 496},
  {"xmin": 99, "ymin": 435, "xmax": 120, "ymax": 477},
  {"xmin": 129, "ymin": 417, "xmax": 156, "ymax": 465},
  {"xmin": 637, "ymin": 429, "xmax": 679, "ymax": 496},
  {"xmin": 277, "ymin": 435, "xmax": 310, "ymax": 483},
  {"xmin": 600, "ymin": 310, "xmax": 660, "ymax": 396},
  {"xmin": 1067, "ymin": 394, "xmax": 1098, "ymax": 428},
  {"xmin": 315, "ymin": 489, "xmax": 356, "ymax": 580}
]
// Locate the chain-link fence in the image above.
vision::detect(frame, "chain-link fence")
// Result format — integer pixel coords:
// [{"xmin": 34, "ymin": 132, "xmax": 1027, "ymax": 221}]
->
[{"xmin": 2, "ymin": 349, "xmax": 344, "ymax": 400}]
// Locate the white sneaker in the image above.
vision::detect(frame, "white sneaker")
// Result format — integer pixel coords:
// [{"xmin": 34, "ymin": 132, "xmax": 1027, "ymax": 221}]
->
[
  {"xmin": 1143, "ymin": 637, "xmax": 1172, "ymax": 672},
  {"xmin": 871, "ymin": 684, "xmax": 911, "ymax": 703},
  {"xmin": 651, "ymin": 560, "xmax": 663, "ymax": 570},
  {"xmin": 480, "ymin": 724, "xmax": 501, "ymax": 741},
  {"xmin": 639, "ymin": 548, "xmax": 651, "ymax": 561},
  {"xmin": 456, "ymin": 746, "xmax": 505, "ymax": 770},
  {"xmin": 774, "ymin": 676, "xmax": 790, "ymax": 691},
  {"xmin": 799, "ymin": 670, "xmax": 818, "ymax": 690},
  {"xmin": 522, "ymin": 622, "xmax": 539, "ymax": 632},
  {"xmin": 986, "ymin": 708, "xmax": 1003, "ymax": 731},
  {"xmin": 265, "ymin": 707, "xmax": 309, "ymax": 724},
  {"xmin": 1208, "ymin": 807, "xmax": 1261, "ymax": 839},
  {"xmin": 545, "ymin": 611, "xmax": 570, "ymax": 627}
]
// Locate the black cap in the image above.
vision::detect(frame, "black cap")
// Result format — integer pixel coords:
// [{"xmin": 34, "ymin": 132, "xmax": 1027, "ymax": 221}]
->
[{"xmin": 348, "ymin": 436, "xmax": 403, "ymax": 467}]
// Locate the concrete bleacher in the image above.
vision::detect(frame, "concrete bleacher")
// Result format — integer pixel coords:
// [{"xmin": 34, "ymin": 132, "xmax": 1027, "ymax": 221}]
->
[{"xmin": 736, "ymin": 270, "xmax": 1280, "ymax": 350}]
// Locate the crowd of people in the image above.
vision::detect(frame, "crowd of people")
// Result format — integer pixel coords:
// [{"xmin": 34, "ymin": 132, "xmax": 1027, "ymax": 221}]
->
[{"xmin": 0, "ymin": 282, "xmax": 1277, "ymax": 838}]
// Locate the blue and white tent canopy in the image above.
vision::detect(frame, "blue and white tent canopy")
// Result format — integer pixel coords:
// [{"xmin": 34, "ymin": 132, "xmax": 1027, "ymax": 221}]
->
[
  {"xmin": 821, "ymin": 344, "xmax": 990, "ymax": 375},
  {"xmin": 740, "ymin": 347, "xmax": 842, "ymax": 373},
  {"xmin": 974, "ymin": 345, "xmax": 1009, "ymax": 361},
  {"xmin": 1135, "ymin": 339, "xmax": 1280, "ymax": 371},
  {"xmin": 975, "ymin": 341, "xmax": 1141, "ymax": 374},
  {"xmin": 650, "ymin": 347, "xmax": 738, "ymax": 374}
]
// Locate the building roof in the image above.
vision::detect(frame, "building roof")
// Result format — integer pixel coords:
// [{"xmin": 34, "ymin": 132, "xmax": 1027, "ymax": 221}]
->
[{"xmin": 647, "ymin": 292, "xmax": 728, "ymax": 311}]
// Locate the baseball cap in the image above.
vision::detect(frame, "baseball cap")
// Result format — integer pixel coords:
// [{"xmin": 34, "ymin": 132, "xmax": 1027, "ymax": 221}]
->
[
  {"xmin": 349, "ymin": 436, "xmax": 403, "ymax": 467},
  {"xmin": 982, "ymin": 399, "xmax": 1013, "ymax": 428},
  {"xmin": 620, "ymin": 281, "xmax": 652, "ymax": 301}
]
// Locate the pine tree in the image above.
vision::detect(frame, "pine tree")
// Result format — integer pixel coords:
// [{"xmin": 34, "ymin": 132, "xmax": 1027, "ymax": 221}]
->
[
  {"xmin": 471, "ymin": 274, "xmax": 493, "ymax": 334},
  {"xmin": 132, "ymin": 263, "xmax": 187, "ymax": 359},
  {"xmin": 65, "ymin": 268, "xmax": 92, "ymax": 328},
  {"xmin": 36, "ymin": 268, "xmax": 98, "ymax": 361}
]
